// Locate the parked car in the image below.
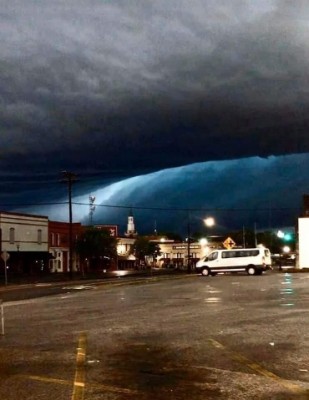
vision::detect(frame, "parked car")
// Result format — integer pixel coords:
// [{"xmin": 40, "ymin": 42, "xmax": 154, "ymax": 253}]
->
[{"xmin": 278, "ymin": 255, "xmax": 296, "ymax": 270}]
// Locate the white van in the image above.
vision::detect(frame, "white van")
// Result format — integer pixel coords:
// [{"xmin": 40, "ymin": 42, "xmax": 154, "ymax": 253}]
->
[{"xmin": 195, "ymin": 247, "xmax": 272, "ymax": 276}]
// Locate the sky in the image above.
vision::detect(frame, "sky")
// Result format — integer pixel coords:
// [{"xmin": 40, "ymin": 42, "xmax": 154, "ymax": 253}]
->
[{"xmin": 1, "ymin": 1, "xmax": 309, "ymax": 235}]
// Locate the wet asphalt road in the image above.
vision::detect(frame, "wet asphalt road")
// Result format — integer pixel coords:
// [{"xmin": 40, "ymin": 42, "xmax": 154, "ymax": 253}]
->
[
  {"xmin": 0, "ymin": 271, "xmax": 309, "ymax": 399},
  {"xmin": 0, "ymin": 270, "xmax": 180, "ymax": 302}
]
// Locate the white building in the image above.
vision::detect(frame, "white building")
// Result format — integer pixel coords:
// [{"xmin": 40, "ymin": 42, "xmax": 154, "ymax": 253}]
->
[
  {"xmin": 0, "ymin": 211, "xmax": 48, "ymax": 253},
  {"xmin": 150, "ymin": 238, "xmax": 205, "ymax": 267},
  {"xmin": 298, "ymin": 217, "xmax": 309, "ymax": 268},
  {"xmin": 0, "ymin": 211, "xmax": 49, "ymax": 274},
  {"xmin": 154, "ymin": 237, "xmax": 224, "ymax": 267}
]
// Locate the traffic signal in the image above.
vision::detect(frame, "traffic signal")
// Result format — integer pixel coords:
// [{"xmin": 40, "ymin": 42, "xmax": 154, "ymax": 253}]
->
[{"xmin": 283, "ymin": 233, "xmax": 293, "ymax": 242}]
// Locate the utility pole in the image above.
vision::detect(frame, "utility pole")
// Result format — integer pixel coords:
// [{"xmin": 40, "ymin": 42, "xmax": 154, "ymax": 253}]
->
[
  {"xmin": 187, "ymin": 210, "xmax": 191, "ymax": 273},
  {"xmin": 60, "ymin": 171, "xmax": 77, "ymax": 279},
  {"xmin": 254, "ymin": 222, "xmax": 257, "ymax": 247},
  {"xmin": 242, "ymin": 225, "xmax": 246, "ymax": 248},
  {"xmin": 154, "ymin": 220, "xmax": 157, "ymax": 236}
]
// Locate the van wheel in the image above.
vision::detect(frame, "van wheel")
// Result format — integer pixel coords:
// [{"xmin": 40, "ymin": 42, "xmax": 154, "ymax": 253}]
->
[
  {"xmin": 247, "ymin": 266, "xmax": 256, "ymax": 275},
  {"xmin": 201, "ymin": 268, "xmax": 210, "ymax": 277}
]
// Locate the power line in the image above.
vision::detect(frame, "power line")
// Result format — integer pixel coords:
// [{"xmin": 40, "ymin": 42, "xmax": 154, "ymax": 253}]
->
[
  {"xmin": 71, "ymin": 202, "xmax": 301, "ymax": 213},
  {"xmin": 0, "ymin": 200, "xmax": 302, "ymax": 213},
  {"xmin": 0, "ymin": 202, "xmax": 68, "ymax": 207}
]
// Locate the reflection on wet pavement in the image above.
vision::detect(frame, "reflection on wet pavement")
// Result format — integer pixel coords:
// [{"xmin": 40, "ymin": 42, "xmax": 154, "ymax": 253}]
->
[{"xmin": 280, "ymin": 273, "xmax": 295, "ymax": 307}]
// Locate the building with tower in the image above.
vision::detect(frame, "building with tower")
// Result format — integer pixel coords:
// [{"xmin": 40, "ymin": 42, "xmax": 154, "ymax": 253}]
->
[{"xmin": 124, "ymin": 209, "xmax": 137, "ymax": 237}]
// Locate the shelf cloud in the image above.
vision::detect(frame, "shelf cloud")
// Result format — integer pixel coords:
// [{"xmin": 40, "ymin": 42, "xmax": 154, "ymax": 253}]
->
[{"xmin": 19, "ymin": 154, "xmax": 308, "ymax": 233}]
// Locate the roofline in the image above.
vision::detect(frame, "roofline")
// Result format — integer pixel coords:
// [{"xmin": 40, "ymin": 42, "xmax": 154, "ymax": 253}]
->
[{"xmin": 0, "ymin": 210, "xmax": 48, "ymax": 219}]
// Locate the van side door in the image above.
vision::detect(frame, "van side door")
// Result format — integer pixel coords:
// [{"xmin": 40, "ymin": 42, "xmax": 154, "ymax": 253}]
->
[{"xmin": 220, "ymin": 251, "xmax": 236, "ymax": 269}]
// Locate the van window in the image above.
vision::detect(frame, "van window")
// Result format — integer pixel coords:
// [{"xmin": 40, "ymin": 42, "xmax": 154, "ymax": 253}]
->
[
  {"xmin": 222, "ymin": 250, "xmax": 259, "ymax": 258},
  {"xmin": 239, "ymin": 250, "xmax": 259, "ymax": 257},
  {"xmin": 222, "ymin": 251, "xmax": 236, "ymax": 258}
]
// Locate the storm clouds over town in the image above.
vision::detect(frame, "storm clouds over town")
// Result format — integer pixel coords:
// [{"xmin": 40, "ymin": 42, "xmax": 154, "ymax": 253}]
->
[{"xmin": 1, "ymin": 1, "xmax": 309, "ymax": 231}]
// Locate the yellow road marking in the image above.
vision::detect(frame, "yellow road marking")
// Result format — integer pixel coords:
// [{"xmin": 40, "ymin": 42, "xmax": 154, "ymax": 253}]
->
[
  {"xmin": 72, "ymin": 332, "xmax": 87, "ymax": 400},
  {"xmin": 209, "ymin": 339, "xmax": 306, "ymax": 395},
  {"xmin": 20, "ymin": 374, "xmax": 69, "ymax": 386},
  {"xmin": 18, "ymin": 373, "xmax": 138, "ymax": 394},
  {"xmin": 12, "ymin": 331, "xmax": 304, "ymax": 398}
]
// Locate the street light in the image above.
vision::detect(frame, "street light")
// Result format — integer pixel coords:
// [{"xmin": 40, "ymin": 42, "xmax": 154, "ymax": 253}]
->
[
  {"xmin": 283, "ymin": 246, "xmax": 291, "ymax": 254},
  {"xmin": 204, "ymin": 217, "xmax": 215, "ymax": 228},
  {"xmin": 204, "ymin": 217, "xmax": 215, "ymax": 241}
]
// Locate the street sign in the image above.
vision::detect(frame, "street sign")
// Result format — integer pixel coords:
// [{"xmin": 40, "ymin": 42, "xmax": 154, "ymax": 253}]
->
[
  {"xmin": 1, "ymin": 251, "xmax": 9, "ymax": 262},
  {"xmin": 223, "ymin": 237, "xmax": 236, "ymax": 249},
  {"xmin": 1, "ymin": 251, "xmax": 9, "ymax": 285}
]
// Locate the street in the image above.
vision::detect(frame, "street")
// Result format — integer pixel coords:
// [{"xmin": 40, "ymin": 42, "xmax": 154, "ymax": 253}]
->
[{"xmin": 0, "ymin": 271, "xmax": 309, "ymax": 399}]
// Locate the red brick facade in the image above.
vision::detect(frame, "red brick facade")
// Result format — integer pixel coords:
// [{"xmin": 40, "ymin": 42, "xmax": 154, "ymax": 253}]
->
[{"xmin": 48, "ymin": 221, "xmax": 82, "ymax": 273}]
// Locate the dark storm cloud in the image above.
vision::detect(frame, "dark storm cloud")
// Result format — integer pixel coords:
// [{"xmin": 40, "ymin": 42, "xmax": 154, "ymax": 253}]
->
[{"xmin": 1, "ymin": 0, "xmax": 309, "ymax": 176}]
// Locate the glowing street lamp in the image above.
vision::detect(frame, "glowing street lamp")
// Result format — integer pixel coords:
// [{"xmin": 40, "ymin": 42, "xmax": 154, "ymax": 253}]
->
[
  {"xmin": 204, "ymin": 217, "xmax": 215, "ymax": 241},
  {"xmin": 204, "ymin": 217, "xmax": 215, "ymax": 227}
]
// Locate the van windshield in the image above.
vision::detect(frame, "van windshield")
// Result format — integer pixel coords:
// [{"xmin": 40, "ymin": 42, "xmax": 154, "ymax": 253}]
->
[{"xmin": 208, "ymin": 252, "xmax": 218, "ymax": 261}]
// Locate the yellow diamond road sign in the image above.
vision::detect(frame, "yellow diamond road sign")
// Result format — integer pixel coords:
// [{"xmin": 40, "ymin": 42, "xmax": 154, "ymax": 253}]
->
[{"xmin": 223, "ymin": 237, "xmax": 236, "ymax": 249}]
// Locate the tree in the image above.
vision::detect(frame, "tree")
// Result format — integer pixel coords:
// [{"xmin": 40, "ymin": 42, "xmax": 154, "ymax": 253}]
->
[
  {"xmin": 132, "ymin": 236, "xmax": 161, "ymax": 267},
  {"xmin": 75, "ymin": 228, "xmax": 118, "ymax": 272}
]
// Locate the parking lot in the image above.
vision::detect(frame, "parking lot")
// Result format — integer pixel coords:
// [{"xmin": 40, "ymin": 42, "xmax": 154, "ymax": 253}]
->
[{"xmin": 0, "ymin": 271, "xmax": 309, "ymax": 399}]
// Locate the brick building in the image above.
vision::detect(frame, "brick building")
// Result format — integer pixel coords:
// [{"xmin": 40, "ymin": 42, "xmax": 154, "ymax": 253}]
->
[{"xmin": 48, "ymin": 220, "xmax": 82, "ymax": 273}]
